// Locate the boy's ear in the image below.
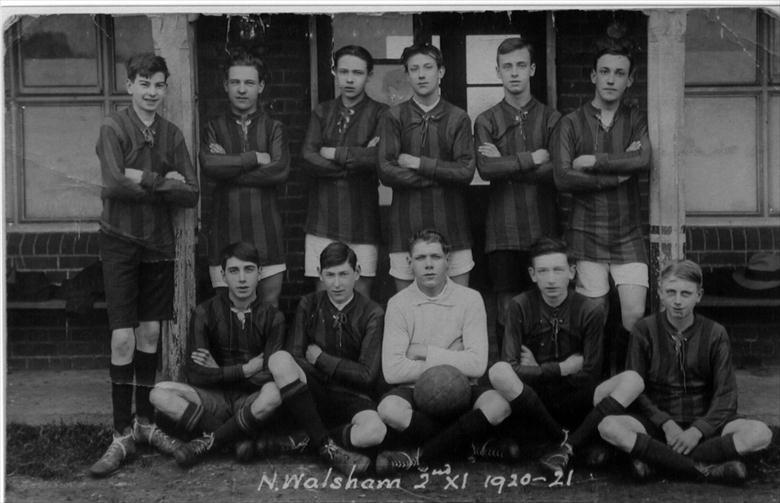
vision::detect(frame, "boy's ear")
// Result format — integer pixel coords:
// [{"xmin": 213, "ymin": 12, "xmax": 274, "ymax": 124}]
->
[{"xmin": 126, "ymin": 78, "xmax": 133, "ymax": 94}]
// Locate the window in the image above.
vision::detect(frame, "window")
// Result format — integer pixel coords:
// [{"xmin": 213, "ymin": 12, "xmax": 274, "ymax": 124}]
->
[
  {"xmin": 4, "ymin": 14, "xmax": 153, "ymax": 228},
  {"xmin": 682, "ymin": 9, "xmax": 780, "ymax": 224}
]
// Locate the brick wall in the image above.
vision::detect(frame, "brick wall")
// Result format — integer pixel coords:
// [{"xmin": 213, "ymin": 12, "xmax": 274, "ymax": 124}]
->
[
  {"xmin": 686, "ymin": 226, "xmax": 780, "ymax": 270},
  {"xmin": 6, "ymin": 232, "xmax": 100, "ymax": 285}
]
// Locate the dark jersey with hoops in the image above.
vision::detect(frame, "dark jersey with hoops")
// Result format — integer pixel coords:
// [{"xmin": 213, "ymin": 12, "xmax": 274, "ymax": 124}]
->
[
  {"xmin": 302, "ymin": 96, "xmax": 387, "ymax": 244},
  {"xmin": 378, "ymin": 98, "xmax": 475, "ymax": 253},
  {"xmin": 553, "ymin": 102, "xmax": 650, "ymax": 263},
  {"xmin": 200, "ymin": 109, "xmax": 289, "ymax": 266},
  {"xmin": 475, "ymin": 97, "xmax": 561, "ymax": 252}
]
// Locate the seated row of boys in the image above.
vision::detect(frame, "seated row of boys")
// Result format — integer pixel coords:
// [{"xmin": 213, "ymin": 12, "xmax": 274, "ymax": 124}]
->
[{"xmin": 91, "ymin": 231, "xmax": 772, "ymax": 485}]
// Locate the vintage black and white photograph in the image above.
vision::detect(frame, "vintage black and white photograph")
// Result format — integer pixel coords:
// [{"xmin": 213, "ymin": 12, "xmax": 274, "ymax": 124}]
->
[{"xmin": 2, "ymin": 2, "xmax": 779, "ymax": 502}]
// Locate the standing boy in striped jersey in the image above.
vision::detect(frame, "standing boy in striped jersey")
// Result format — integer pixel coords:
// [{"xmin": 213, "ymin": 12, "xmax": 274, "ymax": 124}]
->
[
  {"xmin": 475, "ymin": 37, "xmax": 561, "ymax": 343},
  {"xmin": 201, "ymin": 49, "xmax": 290, "ymax": 306},
  {"xmin": 378, "ymin": 43, "xmax": 476, "ymax": 292},
  {"xmin": 90, "ymin": 53, "xmax": 199, "ymax": 477},
  {"xmin": 553, "ymin": 36, "xmax": 651, "ymax": 367},
  {"xmin": 302, "ymin": 45, "xmax": 387, "ymax": 299}
]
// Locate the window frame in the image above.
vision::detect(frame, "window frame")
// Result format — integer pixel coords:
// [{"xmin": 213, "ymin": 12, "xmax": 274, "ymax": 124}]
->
[
  {"xmin": 5, "ymin": 15, "xmax": 143, "ymax": 230},
  {"xmin": 684, "ymin": 9, "xmax": 780, "ymax": 226}
]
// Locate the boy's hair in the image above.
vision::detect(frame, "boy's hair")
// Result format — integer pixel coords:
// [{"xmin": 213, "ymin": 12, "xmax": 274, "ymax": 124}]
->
[
  {"xmin": 529, "ymin": 237, "xmax": 572, "ymax": 266},
  {"xmin": 320, "ymin": 241, "xmax": 358, "ymax": 271},
  {"xmin": 126, "ymin": 53, "xmax": 169, "ymax": 81},
  {"xmin": 224, "ymin": 48, "xmax": 267, "ymax": 82},
  {"xmin": 496, "ymin": 37, "xmax": 535, "ymax": 64},
  {"xmin": 408, "ymin": 229, "xmax": 450, "ymax": 255},
  {"xmin": 592, "ymin": 35, "xmax": 636, "ymax": 74},
  {"xmin": 333, "ymin": 45, "xmax": 374, "ymax": 73},
  {"xmin": 220, "ymin": 241, "xmax": 261, "ymax": 269},
  {"xmin": 659, "ymin": 260, "xmax": 703, "ymax": 289},
  {"xmin": 401, "ymin": 43, "xmax": 444, "ymax": 71}
]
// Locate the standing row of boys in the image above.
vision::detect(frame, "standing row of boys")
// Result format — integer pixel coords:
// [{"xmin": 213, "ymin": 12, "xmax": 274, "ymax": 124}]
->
[{"xmin": 90, "ymin": 37, "xmax": 773, "ymax": 482}]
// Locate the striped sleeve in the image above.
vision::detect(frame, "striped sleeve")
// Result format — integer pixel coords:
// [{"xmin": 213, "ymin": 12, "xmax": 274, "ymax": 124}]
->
[
  {"xmin": 233, "ymin": 120, "xmax": 289, "ymax": 187},
  {"xmin": 417, "ymin": 111, "xmax": 475, "ymax": 184},
  {"xmin": 377, "ymin": 105, "xmax": 435, "ymax": 188},
  {"xmin": 96, "ymin": 117, "xmax": 149, "ymax": 201},
  {"xmin": 302, "ymin": 105, "xmax": 347, "ymax": 179}
]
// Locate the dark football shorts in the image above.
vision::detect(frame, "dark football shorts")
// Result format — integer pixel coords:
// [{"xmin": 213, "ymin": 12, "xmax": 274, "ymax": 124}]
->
[
  {"xmin": 488, "ymin": 250, "xmax": 534, "ymax": 293},
  {"xmin": 306, "ymin": 372, "xmax": 377, "ymax": 426},
  {"xmin": 195, "ymin": 386, "xmax": 263, "ymax": 424},
  {"xmin": 498, "ymin": 381, "xmax": 596, "ymax": 445},
  {"xmin": 99, "ymin": 231, "xmax": 174, "ymax": 331},
  {"xmin": 625, "ymin": 407, "xmax": 742, "ymax": 442}
]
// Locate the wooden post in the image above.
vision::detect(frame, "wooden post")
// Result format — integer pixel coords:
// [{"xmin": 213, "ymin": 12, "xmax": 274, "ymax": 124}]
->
[
  {"xmin": 646, "ymin": 10, "xmax": 687, "ymax": 310},
  {"xmin": 149, "ymin": 14, "xmax": 199, "ymax": 381}
]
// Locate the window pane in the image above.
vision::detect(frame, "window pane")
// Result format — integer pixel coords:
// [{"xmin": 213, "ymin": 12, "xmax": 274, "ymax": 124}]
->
[
  {"xmin": 22, "ymin": 105, "xmax": 103, "ymax": 220},
  {"xmin": 682, "ymin": 96, "xmax": 758, "ymax": 214},
  {"xmin": 333, "ymin": 13, "xmax": 413, "ymax": 60},
  {"xmin": 466, "ymin": 35, "xmax": 521, "ymax": 85},
  {"xmin": 113, "ymin": 16, "xmax": 154, "ymax": 92},
  {"xmin": 19, "ymin": 15, "xmax": 99, "ymax": 89},
  {"xmin": 685, "ymin": 9, "xmax": 757, "ymax": 85},
  {"xmin": 365, "ymin": 63, "xmax": 412, "ymax": 106},
  {"xmin": 769, "ymin": 96, "xmax": 780, "ymax": 216}
]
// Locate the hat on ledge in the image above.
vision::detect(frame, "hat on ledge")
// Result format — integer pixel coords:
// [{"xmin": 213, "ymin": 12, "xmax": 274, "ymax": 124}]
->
[{"xmin": 732, "ymin": 253, "xmax": 780, "ymax": 290}]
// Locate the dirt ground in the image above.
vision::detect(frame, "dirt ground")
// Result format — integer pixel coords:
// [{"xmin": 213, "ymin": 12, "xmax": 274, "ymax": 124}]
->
[{"xmin": 5, "ymin": 450, "xmax": 780, "ymax": 503}]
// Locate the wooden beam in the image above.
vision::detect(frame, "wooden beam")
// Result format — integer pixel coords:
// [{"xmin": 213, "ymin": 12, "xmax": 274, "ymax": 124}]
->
[
  {"xmin": 646, "ymin": 10, "xmax": 687, "ymax": 309},
  {"xmin": 149, "ymin": 14, "xmax": 199, "ymax": 381}
]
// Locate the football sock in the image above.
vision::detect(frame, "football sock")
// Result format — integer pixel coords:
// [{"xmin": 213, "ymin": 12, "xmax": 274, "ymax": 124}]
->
[
  {"xmin": 329, "ymin": 424, "xmax": 355, "ymax": 450},
  {"xmin": 510, "ymin": 385, "xmax": 565, "ymax": 443},
  {"xmin": 280, "ymin": 380, "xmax": 328, "ymax": 448},
  {"xmin": 110, "ymin": 362, "xmax": 134, "ymax": 432},
  {"xmin": 403, "ymin": 411, "xmax": 441, "ymax": 444},
  {"xmin": 690, "ymin": 433, "xmax": 738, "ymax": 463},
  {"xmin": 631, "ymin": 432, "xmax": 701, "ymax": 478},
  {"xmin": 133, "ymin": 349, "xmax": 157, "ymax": 421},
  {"xmin": 568, "ymin": 395, "xmax": 626, "ymax": 449},
  {"xmin": 178, "ymin": 401, "xmax": 221, "ymax": 434},
  {"xmin": 212, "ymin": 405, "xmax": 263, "ymax": 447},
  {"xmin": 421, "ymin": 409, "xmax": 492, "ymax": 463}
]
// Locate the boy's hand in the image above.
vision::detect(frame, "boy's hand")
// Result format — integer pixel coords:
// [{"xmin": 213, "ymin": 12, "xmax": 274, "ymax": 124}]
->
[
  {"xmin": 191, "ymin": 348, "xmax": 218, "ymax": 368},
  {"xmin": 477, "ymin": 143, "xmax": 501, "ymax": 158},
  {"xmin": 256, "ymin": 152, "xmax": 271, "ymax": 165},
  {"xmin": 625, "ymin": 140, "xmax": 642, "ymax": 152},
  {"xmin": 662, "ymin": 420, "xmax": 684, "ymax": 446},
  {"xmin": 671, "ymin": 427, "xmax": 702, "ymax": 455},
  {"xmin": 406, "ymin": 343, "xmax": 428, "ymax": 361},
  {"xmin": 305, "ymin": 344, "xmax": 323, "ymax": 364},
  {"xmin": 559, "ymin": 353, "xmax": 584, "ymax": 376},
  {"xmin": 519, "ymin": 345, "xmax": 539, "ymax": 367},
  {"xmin": 125, "ymin": 168, "xmax": 143, "ymax": 183},
  {"xmin": 531, "ymin": 148, "xmax": 550, "ymax": 165},
  {"xmin": 165, "ymin": 171, "xmax": 185, "ymax": 182},
  {"xmin": 398, "ymin": 153, "xmax": 421, "ymax": 170},
  {"xmin": 319, "ymin": 147, "xmax": 336, "ymax": 160},
  {"xmin": 208, "ymin": 142, "xmax": 226, "ymax": 154},
  {"xmin": 572, "ymin": 155, "xmax": 596, "ymax": 171},
  {"xmin": 367, "ymin": 136, "xmax": 380, "ymax": 148},
  {"xmin": 243, "ymin": 353, "xmax": 265, "ymax": 377}
]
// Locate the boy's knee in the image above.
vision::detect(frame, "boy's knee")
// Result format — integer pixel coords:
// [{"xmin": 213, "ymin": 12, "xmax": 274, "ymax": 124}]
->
[
  {"xmin": 377, "ymin": 396, "xmax": 407, "ymax": 428},
  {"xmin": 267, "ymin": 351, "xmax": 294, "ymax": 375},
  {"xmin": 621, "ymin": 370, "xmax": 644, "ymax": 394},
  {"xmin": 488, "ymin": 361, "xmax": 514, "ymax": 387},
  {"xmin": 355, "ymin": 412, "xmax": 387, "ymax": 446},
  {"xmin": 476, "ymin": 391, "xmax": 511, "ymax": 425},
  {"xmin": 111, "ymin": 329, "xmax": 136, "ymax": 359}
]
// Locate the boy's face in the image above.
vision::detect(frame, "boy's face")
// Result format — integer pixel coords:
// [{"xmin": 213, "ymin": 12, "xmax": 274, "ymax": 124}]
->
[
  {"xmin": 410, "ymin": 240, "xmax": 448, "ymax": 296},
  {"xmin": 319, "ymin": 261, "xmax": 360, "ymax": 305},
  {"xmin": 224, "ymin": 65, "xmax": 264, "ymax": 115},
  {"xmin": 496, "ymin": 48, "xmax": 535, "ymax": 96},
  {"xmin": 334, "ymin": 55, "xmax": 370, "ymax": 102},
  {"xmin": 659, "ymin": 275, "xmax": 702, "ymax": 324},
  {"xmin": 126, "ymin": 72, "xmax": 168, "ymax": 115},
  {"xmin": 222, "ymin": 256, "xmax": 260, "ymax": 302},
  {"xmin": 405, "ymin": 53, "xmax": 444, "ymax": 100},
  {"xmin": 590, "ymin": 54, "xmax": 633, "ymax": 106},
  {"xmin": 528, "ymin": 252, "xmax": 575, "ymax": 305}
]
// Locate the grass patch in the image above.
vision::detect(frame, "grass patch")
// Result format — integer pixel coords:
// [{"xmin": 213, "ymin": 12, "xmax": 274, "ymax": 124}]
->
[{"xmin": 5, "ymin": 423, "xmax": 113, "ymax": 480}]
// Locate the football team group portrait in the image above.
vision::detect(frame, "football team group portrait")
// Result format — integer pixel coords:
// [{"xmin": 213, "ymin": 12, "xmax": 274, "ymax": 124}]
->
[
  {"xmin": 87, "ymin": 26, "xmax": 775, "ymax": 487},
  {"xmin": 6, "ymin": 8, "xmax": 779, "ymax": 499}
]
